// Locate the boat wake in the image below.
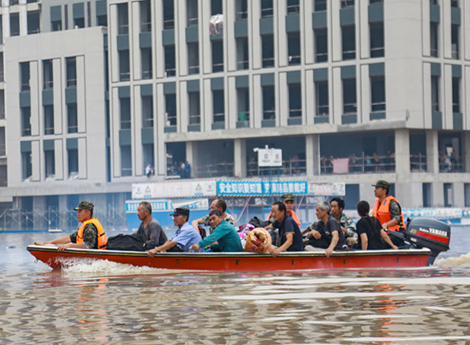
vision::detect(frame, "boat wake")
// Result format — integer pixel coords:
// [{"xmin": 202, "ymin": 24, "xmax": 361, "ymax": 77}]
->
[{"xmin": 434, "ymin": 253, "xmax": 470, "ymax": 268}]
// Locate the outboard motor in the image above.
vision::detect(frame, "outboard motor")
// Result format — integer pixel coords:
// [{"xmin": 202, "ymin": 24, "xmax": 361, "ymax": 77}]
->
[{"xmin": 387, "ymin": 218, "xmax": 451, "ymax": 266}]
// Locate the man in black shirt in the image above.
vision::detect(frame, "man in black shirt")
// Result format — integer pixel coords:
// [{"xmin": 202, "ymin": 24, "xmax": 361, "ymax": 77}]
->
[
  {"xmin": 266, "ymin": 201, "xmax": 304, "ymax": 257},
  {"xmin": 306, "ymin": 202, "xmax": 346, "ymax": 257}
]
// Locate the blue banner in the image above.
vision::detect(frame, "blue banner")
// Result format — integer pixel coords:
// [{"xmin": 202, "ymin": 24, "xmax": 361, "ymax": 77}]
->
[{"xmin": 217, "ymin": 181, "xmax": 308, "ymax": 196}]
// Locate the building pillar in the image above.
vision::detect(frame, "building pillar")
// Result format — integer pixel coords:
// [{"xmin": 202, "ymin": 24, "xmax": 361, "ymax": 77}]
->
[
  {"xmin": 395, "ymin": 129, "xmax": 410, "ymax": 174},
  {"xmin": 186, "ymin": 141, "xmax": 198, "ymax": 179},
  {"xmin": 426, "ymin": 130, "xmax": 439, "ymax": 173},
  {"xmin": 33, "ymin": 196, "xmax": 47, "ymax": 230},
  {"xmin": 58, "ymin": 195, "xmax": 68, "ymax": 231},
  {"xmin": 464, "ymin": 132, "xmax": 470, "ymax": 172},
  {"xmin": 453, "ymin": 182, "xmax": 465, "ymax": 208},
  {"xmin": 432, "ymin": 181, "xmax": 444, "ymax": 207},
  {"xmin": 234, "ymin": 138, "xmax": 247, "ymax": 178},
  {"xmin": 305, "ymin": 134, "xmax": 320, "ymax": 176}
]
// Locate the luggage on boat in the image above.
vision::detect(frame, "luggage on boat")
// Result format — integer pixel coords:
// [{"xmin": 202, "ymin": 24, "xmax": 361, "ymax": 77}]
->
[
  {"xmin": 387, "ymin": 218, "xmax": 450, "ymax": 265},
  {"xmin": 106, "ymin": 233, "xmax": 147, "ymax": 251},
  {"xmin": 244, "ymin": 228, "xmax": 272, "ymax": 253}
]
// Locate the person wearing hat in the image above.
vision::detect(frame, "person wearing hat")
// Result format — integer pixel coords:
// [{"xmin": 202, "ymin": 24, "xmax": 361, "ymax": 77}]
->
[
  {"xmin": 38, "ymin": 201, "xmax": 107, "ymax": 251},
  {"xmin": 147, "ymin": 208, "xmax": 202, "ymax": 255},
  {"xmin": 266, "ymin": 194, "xmax": 301, "ymax": 227},
  {"xmin": 371, "ymin": 180, "xmax": 406, "ymax": 237}
]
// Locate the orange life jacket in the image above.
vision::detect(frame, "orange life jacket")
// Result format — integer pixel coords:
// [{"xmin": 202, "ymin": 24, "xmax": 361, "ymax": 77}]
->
[
  {"xmin": 372, "ymin": 195, "xmax": 406, "ymax": 232},
  {"xmin": 77, "ymin": 218, "xmax": 107, "ymax": 249}
]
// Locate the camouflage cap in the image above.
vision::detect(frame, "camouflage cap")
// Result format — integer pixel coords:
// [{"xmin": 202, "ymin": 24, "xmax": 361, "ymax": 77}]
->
[
  {"xmin": 372, "ymin": 180, "xmax": 390, "ymax": 190},
  {"xmin": 281, "ymin": 194, "xmax": 295, "ymax": 202},
  {"xmin": 74, "ymin": 201, "xmax": 94, "ymax": 211}
]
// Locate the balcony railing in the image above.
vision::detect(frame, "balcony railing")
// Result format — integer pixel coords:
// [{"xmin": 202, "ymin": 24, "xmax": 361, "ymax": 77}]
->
[
  {"xmin": 261, "ymin": 7, "xmax": 273, "ymax": 18},
  {"xmin": 66, "ymin": 78, "xmax": 77, "ymax": 88},
  {"xmin": 120, "ymin": 120, "xmax": 131, "ymax": 130},
  {"xmin": 44, "ymin": 80, "xmax": 53, "ymax": 90},
  {"xmin": 192, "ymin": 162, "xmax": 234, "ymax": 178},
  {"xmin": 371, "ymin": 101, "xmax": 386, "ymax": 112},
  {"xmin": 140, "ymin": 22, "xmax": 151, "ymax": 32},
  {"xmin": 187, "ymin": 17, "xmax": 198, "ymax": 27},
  {"xmin": 315, "ymin": 52, "xmax": 328, "ymax": 63},
  {"xmin": 189, "ymin": 114, "xmax": 200, "ymax": 125},
  {"xmin": 410, "ymin": 153, "xmax": 427, "ymax": 172},
  {"xmin": 164, "ymin": 19, "xmax": 175, "ymax": 30},
  {"xmin": 263, "ymin": 110, "xmax": 275, "ymax": 120},
  {"xmin": 212, "ymin": 63, "xmax": 224, "ymax": 73},
  {"xmin": 316, "ymin": 105, "xmax": 329, "ymax": 116},
  {"xmin": 188, "ymin": 65, "xmax": 199, "ymax": 75},
  {"xmin": 236, "ymin": 11, "xmax": 248, "ymax": 21},
  {"xmin": 165, "ymin": 68, "xmax": 176, "ymax": 77},
  {"xmin": 213, "ymin": 113, "xmax": 225, "ymax": 123},
  {"xmin": 321, "ymin": 153, "xmax": 395, "ymax": 175},
  {"xmin": 237, "ymin": 60, "xmax": 249, "ymax": 70},
  {"xmin": 341, "ymin": 0, "xmax": 355, "ymax": 8},
  {"xmin": 287, "ymin": 4, "xmax": 300, "ymax": 14},
  {"xmin": 343, "ymin": 103, "xmax": 357, "ymax": 114},
  {"xmin": 370, "ymin": 46, "xmax": 384, "ymax": 58},
  {"xmin": 120, "ymin": 72, "xmax": 130, "ymax": 81},
  {"xmin": 288, "ymin": 55, "xmax": 301, "ymax": 65},
  {"xmin": 262, "ymin": 57, "xmax": 275, "ymax": 68},
  {"xmin": 118, "ymin": 24, "xmax": 129, "ymax": 35},
  {"xmin": 166, "ymin": 113, "xmax": 177, "ymax": 126}
]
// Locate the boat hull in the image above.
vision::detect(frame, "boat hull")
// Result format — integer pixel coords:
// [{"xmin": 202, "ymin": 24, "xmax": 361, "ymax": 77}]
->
[{"xmin": 27, "ymin": 245, "xmax": 431, "ymax": 271}]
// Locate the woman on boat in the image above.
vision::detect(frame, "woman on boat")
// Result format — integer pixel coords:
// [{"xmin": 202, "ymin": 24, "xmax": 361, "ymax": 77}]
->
[{"xmin": 355, "ymin": 200, "xmax": 398, "ymax": 250}]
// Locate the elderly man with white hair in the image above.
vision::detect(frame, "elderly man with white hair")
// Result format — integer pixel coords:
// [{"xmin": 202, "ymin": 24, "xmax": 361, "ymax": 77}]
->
[{"xmin": 305, "ymin": 202, "xmax": 347, "ymax": 257}]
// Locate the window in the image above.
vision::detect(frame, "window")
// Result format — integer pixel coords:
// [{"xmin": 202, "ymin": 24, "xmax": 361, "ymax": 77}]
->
[
  {"xmin": 43, "ymin": 60, "xmax": 53, "ymax": 90},
  {"xmin": 44, "ymin": 106, "xmax": 54, "ymax": 135},
  {"xmin": 165, "ymin": 94, "xmax": 177, "ymax": 127},
  {"xmin": 187, "ymin": 0, "xmax": 198, "ymax": 26},
  {"xmin": 211, "ymin": 0, "xmax": 222, "ymax": 15},
  {"xmin": 188, "ymin": 91, "xmax": 200, "ymax": 124},
  {"xmin": 142, "ymin": 96, "xmax": 153, "ymax": 128},
  {"xmin": 97, "ymin": 14, "xmax": 107, "ymax": 26},
  {"xmin": 119, "ymin": 50, "xmax": 130, "ymax": 81},
  {"xmin": 213, "ymin": 90, "xmax": 225, "ymax": 123},
  {"xmin": 10, "ymin": 13, "xmax": 19, "ymax": 36},
  {"xmin": 45, "ymin": 149, "xmax": 55, "ymax": 178},
  {"xmin": 236, "ymin": 0, "xmax": 248, "ymax": 21},
  {"xmin": 371, "ymin": 76, "xmax": 386, "ymax": 112},
  {"xmin": 51, "ymin": 18, "xmax": 62, "ymax": 31},
  {"xmin": 315, "ymin": 81, "xmax": 328, "ymax": 116},
  {"xmin": 22, "ymin": 107, "xmax": 31, "ymax": 136},
  {"xmin": 314, "ymin": 0, "xmax": 326, "ymax": 12},
  {"xmin": 430, "ymin": 23, "xmax": 438, "ymax": 57},
  {"xmin": 0, "ymin": 90, "xmax": 4, "ymax": 119},
  {"xmin": 121, "ymin": 146, "xmax": 132, "ymax": 176},
  {"xmin": 143, "ymin": 144, "xmax": 154, "ymax": 173},
  {"xmin": 212, "ymin": 41, "xmax": 224, "ymax": 73},
  {"xmin": 67, "ymin": 104, "xmax": 78, "ymax": 133},
  {"xmin": 0, "ymin": 16, "xmax": 3, "ymax": 44},
  {"xmin": 451, "ymin": 0, "xmax": 459, "ymax": 7},
  {"xmin": 68, "ymin": 149, "xmax": 78, "ymax": 176},
  {"xmin": 289, "ymin": 84, "xmax": 301, "ymax": 118},
  {"xmin": 0, "ymin": 127, "xmax": 5, "ymax": 156},
  {"xmin": 262, "ymin": 86, "xmax": 275, "ymax": 120},
  {"xmin": 341, "ymin": 0, "xmax": 354, "ymax": 8},
  {"xmin": 164, "ymin": 45, "xmax": 176, "ymax": 76},
  {"xmin": 261, "ymin": 0, "xmax": 273, "ymax": 17},
  {"xmin": 0, "ymin": 53, "xmax": 3, "ymax": 82},
  {"xmin": 66, "ymin": 58, "xmax": 77, "ymax": 87},
  {"xmin": 20, "ymin": 62, "xmax": 30, "ymax": 91},
  {"xmin": 451, "ymin": 24, "xmax": 459, "ymax": 59},
  {"xmin": 431, "ymin": 76, "xmax": 440, "ymax": 112},
  {"xmin": 452, "ymin": 77, "xmax": 460, "ymax": 113},
  {"xmin": 120, "ymin": 98, "xmax": 131, "ymax": 129},
  {"xmin": 288, "ymin": 32, "xmax": 301, "ymax": 65},
  {"xmin": 117, "ymin": 3, "xmax": 129, "ymax": 35},
  {"xmin": 444, "ymin": 183, "xmax": 453, "ymax": 207},
  {"xmin": 342, "ymin": 79, "xmax": 357, "ymax": 114},
  {"xmin": 27, "ymin": 11, "xmax": 40, "ymax": 34},
  {"xmin": 315, "ymin": 29, "xmax": 328, "ymax": 62},
  {"xmin": 287, "ymin": 0, "xmax": 300, "ymax": 14},
  {"xmin": 237, "ymin": 88, "xmax": 250, "ymax": 122},
  {"xmin": 188, "ymin": 43, "xmax": 199, "ymax": 75},
  {"xmin": 22, "ymin": 151, "xmax": 32, "ymax": 180},
  {"xmin": 236, "ymin": 37, "xmax": 249, "ymax": 70},
  {"xmin": 74, "ymin": 17, "xmax": 85, "ymax": 29},
  {"xmin": 342, "ymin": 25, "xmax": 356, "ymax": 60},
  {"xmin": 370, "ymin": 0, "xmax": 383, "ymax": 3},
  {"xmin": 262, "ymin": 35, "xmax": 275, "ymax": 68},
  {"xmin": 423, "ymin": 183, "xmax": 432, "ymax": 207},
  {"xmin": 140, "ymin": 0, "xmax": 151, "ymax": 32},
  {"xmin": 141, "ymin": 48, "xmax": 152, "ymax": 79},
  {"xmin": 163, "ymin": 0, "xmax": 175, "ymax": 29},
  {"xmin": 370, "ymin": 22, "xmax": 384, "ymax": 58}
]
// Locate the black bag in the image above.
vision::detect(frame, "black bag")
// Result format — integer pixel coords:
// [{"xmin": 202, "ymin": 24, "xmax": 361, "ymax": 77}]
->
[
  {"xmin": 249, "ymin": 216, "xmax": 271, "ymax": 228},
  {"xmin": 107, "ymin": 233, "xmax": 147, "ymax": 251}
]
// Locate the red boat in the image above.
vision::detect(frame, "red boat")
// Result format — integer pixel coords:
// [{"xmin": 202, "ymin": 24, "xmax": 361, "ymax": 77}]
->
[{"xmin": 27, "ymin": 245, "xmax": 432, "ymax": 271}]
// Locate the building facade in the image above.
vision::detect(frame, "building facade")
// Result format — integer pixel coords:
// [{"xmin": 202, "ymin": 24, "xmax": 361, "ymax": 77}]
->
[{"xmin": 1, "ymin": 0, "xmax": 470, "ymax": 230}]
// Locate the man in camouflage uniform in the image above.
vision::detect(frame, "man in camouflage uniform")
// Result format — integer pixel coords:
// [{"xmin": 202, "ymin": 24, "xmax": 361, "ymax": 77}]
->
[{"xmin": 330, "ymin": 198, "xmax": 357, "ymax": 248}]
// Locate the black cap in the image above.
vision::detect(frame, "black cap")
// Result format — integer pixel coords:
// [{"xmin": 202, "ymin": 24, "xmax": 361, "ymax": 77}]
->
[
  {"xmin": 372, "ymin": 180, "xmax": 391, "ymax": 190},
  {"xmin": 170, "ymin": 207, "xmax": 190, "ymax": 218},
  {"xmin": 73, "ymin": 201, "xmax": 94, "ymax": 211},
  {"xmin": 281, "ymin": 194, "xmax": 295, "ymax": 202}
]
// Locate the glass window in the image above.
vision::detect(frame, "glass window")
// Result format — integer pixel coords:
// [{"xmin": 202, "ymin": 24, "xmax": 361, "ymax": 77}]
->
[
  {"xmin": 371, "ymin": 76, "xmax": 386, "ymax": 112},
  {"xmin": 343, "ymin": 78, "xmax": 357, "ymax": 114},
  {"xmin": 315, "ymin": 29, "xmax": 327, "ymax": 63},
  {"xmin": 370, "ymin": 22, "xmax": 384, "ymax": 58},
  {"xmin": 342, "ymin": 25, "xmax": 356, "ymax": 60},
  {"xmin": 315, "ymin": 81, "xmax": 328, "ymax": 116}
]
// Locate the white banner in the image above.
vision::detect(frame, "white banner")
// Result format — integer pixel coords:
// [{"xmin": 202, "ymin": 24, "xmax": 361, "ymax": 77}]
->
[
  {"xmin": 132, "ymin": 181, "xmax": 217, "ymax": 199},
  {"xmin": 308, "ymin": 182, "xmax": 346, "ymax": 196}
]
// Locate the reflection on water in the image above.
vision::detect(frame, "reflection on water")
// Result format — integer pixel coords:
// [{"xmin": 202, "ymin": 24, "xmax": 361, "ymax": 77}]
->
[{"xmin": 1, "ymin": 228, "xmax": 470, "ymax": 344}]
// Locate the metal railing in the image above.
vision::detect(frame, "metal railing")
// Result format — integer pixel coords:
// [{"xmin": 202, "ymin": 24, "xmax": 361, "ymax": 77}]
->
[
  {"xmin": 262, "ymin": 57, "xmax": 275, "ymax": 68},
  {"xmin": 66, "ymin": 78, "xmax": 77, "ymax": 87},
  {"xmin": 289, "ymin": 109, "xmax": 302, "ymax": 118},
  {"xmin": 342, "ymin": 50, "xmax": 356, "ymax": 60},
  {"xmin": 440, "ymin": 156, "xmax": 464, "ymax": 172},
  {"xmin": 263, "ymin": 110, "xmax": 275, "ymax": 120},
  {"xmin": 164, "ymin": 19, "xmax": 175, "ymax": 30},
  {"xmin": 118, "ymin": 24, "xmax": 129, "ymax": 35},
  {"xmin": 316, "ymin": 105, "xmax": 329, "ymax": 116},
  {"xmin": 142, "ymin": 117, "xmax": 153, "ymax": 128},
  {"xmin": 236, "ymin": 11, "xmax": 248, "ymax": 21},
  {"xmin": 237, "ymin": 60, "xmax": 249, "ymax": 70},
  {"xmin": 68, "ymin": 125, "xmax": 78, "ymax": 134},
  {"xmin": 321, "ymin": 153, "xmax": 396, "ymax": 175},
  {"xmin": 166, "ymin": 113, "xmax": 177, "ymax": 126},
  {"xmin": 165, "ymin": 68, "xmax": 176, "ymax": 77},
  {"xmin": 192, "ymin": 162, "xmax": 234, "ymax": 178},
  {"xmin": 370, "ymin": 47, "xmax": 384, "ymax": 58},
  {"xmin": 21, "ymin": 83, "xmax": 30, "ymax": 92},
  {"xmin": 189, "ymin": 114, "xmax": 201, "ymax": 125},
  {"xmin": 288, "ymin": 55, "xmax": 301, "ymax": 65},
  {"xmin": 431, "ymin": 102, "xmax": 440, "ymax": 112},
  {"xmin": 314, "ymin": 0, "xmax": 327, "ymax": 11},
  {"xmin": 315, "ymin": 52, "xmax": 328, "ymax": 63},
  {"xmin": 343, "ymin": 103, "xmax": 357, "ymax": 114},
  {"xmin": 120, "ymin": 72, "xmax": 130, "ymax": 81},
  {"xmin": 213, "ymin": 113, "xmax": 225, "ymax": 123},
  {"xmin": 188, "ymin": 65, "xmax": 199, "ymax": 74},
  {"xmin": 261, "ymin": 7, "xmax": 273, "ymax": 18},
  {"xmin": 410, "ymin": 154, "xmax": 427, "ymax": 172},
  {"xmin": 341, "ymin": 0, "xmax": 355, "ymax": 8},
  {"xmin": 142, "ymin": 70, "xmax": 152, "ymax": 79},
  {"xmin": 247, "ymin": 158, "xmax": 307, "ymax": 177},
  {"xmin": 43, "ymin": 80, "xmax": 53, "ymax": 90},
  {"xmin": 212, "ymin": 63, "xmax": 224, "ymax": 73},
  {"xmin": 371, "ymin": 101, "xmax": 386, "ymax": 112},
  {"xmin": 140, "ymin": 22, "xmax": 151, "ymax": 32},
  {"xmin": 187, "ymin": 17, "xmax": 198, "ymax": 27},
  {"xmin": 287, "ymin": 4, "xmax": 300, "ymax": 14},
  {"xmin": 120, "ymin": 120, "xmax": 131, "ymax": 130}
]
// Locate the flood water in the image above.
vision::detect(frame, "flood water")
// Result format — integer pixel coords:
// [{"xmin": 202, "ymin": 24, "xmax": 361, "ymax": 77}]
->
[{"xmin": 2, "ymin": 228, "xmax": 470, "ymax": 344}]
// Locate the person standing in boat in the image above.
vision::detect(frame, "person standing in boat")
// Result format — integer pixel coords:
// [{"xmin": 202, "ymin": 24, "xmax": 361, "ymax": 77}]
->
[
  {"xmin": 305, "ymin": 202, "xmax": 346, "ymax": 257},
  {"xmin": 266, "ymin": 201, "xmax": 304, "ymax": 257},
  {"xmin": 134, "ymin": 201, "xmax": 167, "ymax": 250},
  {"xmin": 189, "ymin": 210, "xmax": 243, "ymax": 252},
  {"xmin": 191, "ymin": 199, "xmax": 236, "ymax": 235},
  {"xmin": 371, "ymin": 180, "xmax": 406, "ymax": 246},
  {"xmin": 147, "ymin": 208, "xmax": 202, "ymax": 255},
  {"xmin": 355, "ymin": 200, "xmax": 398, "ymax": 250},
  {"xmin": 38, "ymin": 201, "xmax": 107, "ymax": 252}
]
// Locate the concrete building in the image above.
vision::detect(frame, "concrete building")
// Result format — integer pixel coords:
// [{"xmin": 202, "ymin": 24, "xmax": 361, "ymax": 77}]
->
[{"xmin": 2, "ymin": 0, "xmax": 470, "ymax": 230}]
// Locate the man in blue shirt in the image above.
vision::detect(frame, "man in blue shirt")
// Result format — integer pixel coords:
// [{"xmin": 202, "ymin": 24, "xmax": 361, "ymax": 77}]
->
[
  {"xmin": 267, "ymin": 201, "xmax": 304, "ymax": 257},
  {"xmin": 146, "ymin": 208, "xmax": 202, "ymax": 256},
  {"xmin": 189, "ymin": 210, "xmax": 243, "ymax": 252}
]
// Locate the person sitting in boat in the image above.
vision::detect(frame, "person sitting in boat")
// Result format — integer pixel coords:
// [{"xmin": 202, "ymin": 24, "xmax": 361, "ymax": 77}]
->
[
  {"xmin": 371, "ymin": 180, "xmax": 406, "ymax": 247},
  {"xmin": 134, "ymin": 201, "xmax": 168, "ymax": 250},
  {"xmin": 191, "ymin": 199, "xmax": 236, "ymax": 236},
  {"xmin": 38, "ymin": 201, "xmax": 107, "ymax": 252},
  {"xmin": 305, "ymin": 202, "xmax": 346, "ymax": 257},
  {"xmin": 266, "ymin": 201, "xmax": 304, "ymax": 257},
  {"xmin": 189, "ymin": 209, "xmax": 243, "ymax": 252},
  {"xmin": 330, "ymin": 198, "xmax": 357, "ymax": 248},
  {"xmin": 355, "ymin": 200, "xmax": 398, "ymax": 250},
  {"xmin": 147, "ymin": 208, "xmax": 202, "ymax": 255}
]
